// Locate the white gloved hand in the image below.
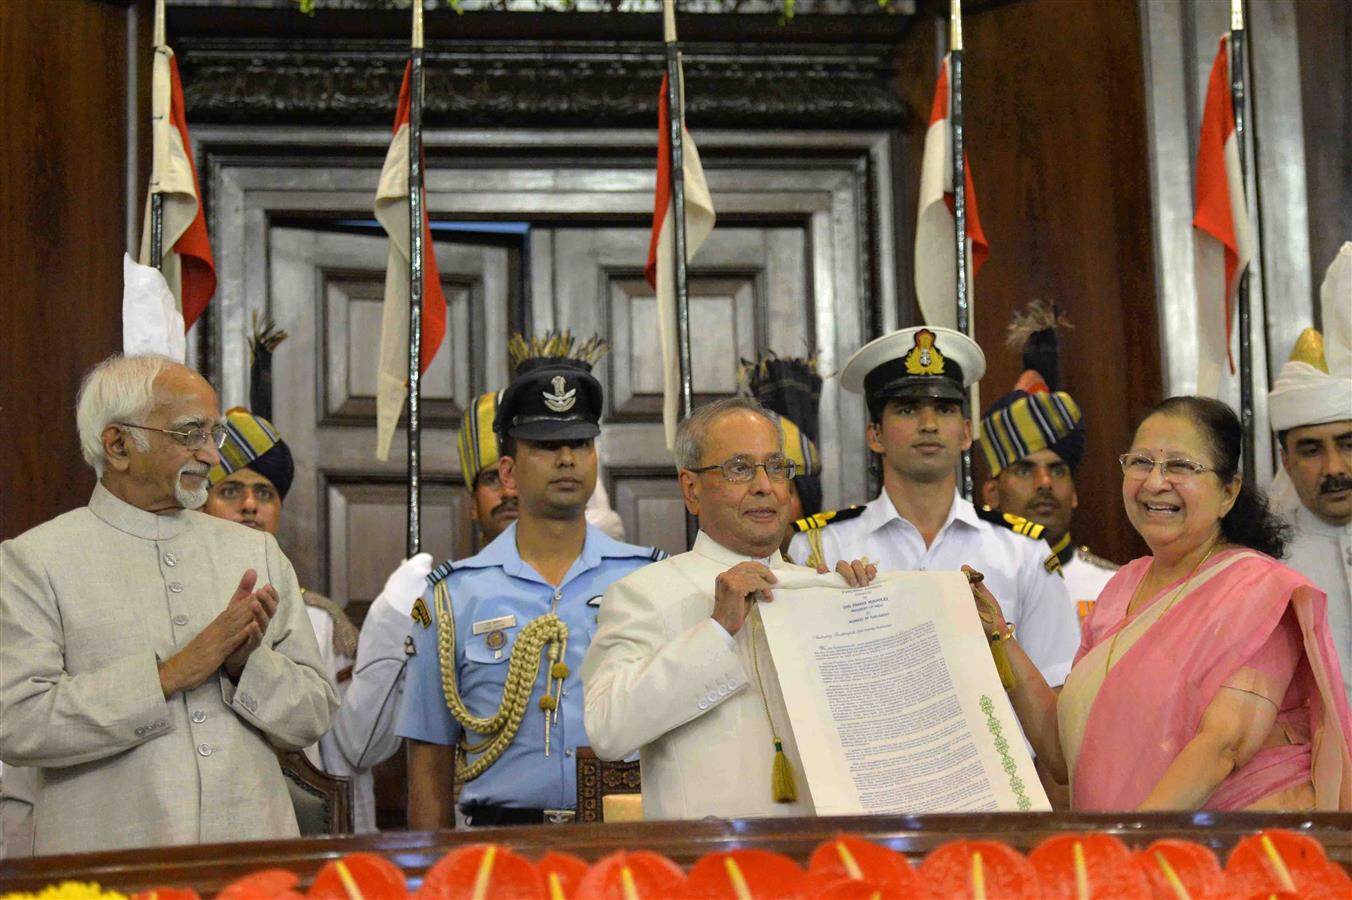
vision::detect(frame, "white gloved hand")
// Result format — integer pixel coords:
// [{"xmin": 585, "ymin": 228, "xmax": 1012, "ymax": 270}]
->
[{"xmin": 373, "ymin": 552, "xmax": 434, "ymax": 617}]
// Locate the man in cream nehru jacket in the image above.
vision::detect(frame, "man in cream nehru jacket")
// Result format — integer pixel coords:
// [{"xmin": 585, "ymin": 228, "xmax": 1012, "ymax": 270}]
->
[
  {"xmin": 0, "ymin": 355, "xmax": 335, "ymax": 855},
  {"xmin": 1267, "ymin": 243, "xmax": 1352, "ymax": 710}
]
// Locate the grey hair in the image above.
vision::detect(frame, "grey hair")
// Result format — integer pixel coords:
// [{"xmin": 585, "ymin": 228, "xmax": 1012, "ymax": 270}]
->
[
  {"xmin": 76, "ymin": 354, "xmax": 174, "ymax": 475},
  {"xmin": 672, "ymin": 396, "xmax": 775, "ymax": 471}
]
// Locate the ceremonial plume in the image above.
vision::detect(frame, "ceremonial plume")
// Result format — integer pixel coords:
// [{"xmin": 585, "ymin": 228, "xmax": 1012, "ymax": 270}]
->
[
  {"xmin": 136, "ymin": 0, "xmax": 216, "ymax": 332},
  {"xmin": 646, "ymin": 0, "xmax": 716, "ymax": 453}
]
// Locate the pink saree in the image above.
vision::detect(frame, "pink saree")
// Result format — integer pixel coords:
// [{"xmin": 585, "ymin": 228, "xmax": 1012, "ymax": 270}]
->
[{"xmin": 1063, "ymin": 548, "xmax": 1352, "ymax": 811}]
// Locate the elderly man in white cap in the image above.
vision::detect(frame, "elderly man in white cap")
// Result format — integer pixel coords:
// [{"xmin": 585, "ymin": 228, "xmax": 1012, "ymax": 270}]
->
[
  {"xmin": 1267, "ymin": 242, "xmax": 1352, "ymax": 710},
  {"xmin": 788, "ymin": 327, "xmax": 1078, "ymax": 689}
]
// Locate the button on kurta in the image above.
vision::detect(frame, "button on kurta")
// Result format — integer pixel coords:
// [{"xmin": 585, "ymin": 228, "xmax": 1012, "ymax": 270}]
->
[
  {"xmin": 168, "ymin": 582, "xmax": 183, "ymax": 594},
  {"xmin": 163, "ymin": 553, "xmax": 178, "ymax": 567},
  {"xmin": 191, "ymin": 710, "xmax": 207, "ymax": 724},
  {"xmin": 197, "ymin": 743, "xmax": 213, "ymax": 757},
  {"xmin": 173, "ymin": 614, "xmax": 188, "ymax": 626}
]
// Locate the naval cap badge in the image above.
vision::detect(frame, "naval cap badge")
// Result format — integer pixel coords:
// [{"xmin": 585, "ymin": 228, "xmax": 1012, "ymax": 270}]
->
[
  {"xmin": 543, "ymin": 374, "xmax": 577, "ymax": 412},
  {"xmin": 903, "ymin": 328, "xmax": 946, "ymax": 376}
]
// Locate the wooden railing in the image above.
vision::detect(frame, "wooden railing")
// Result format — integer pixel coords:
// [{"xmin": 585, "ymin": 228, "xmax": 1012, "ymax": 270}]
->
[{"xmin": 1, "ymin": 812, "xmax": 1348, "ymax": 895}]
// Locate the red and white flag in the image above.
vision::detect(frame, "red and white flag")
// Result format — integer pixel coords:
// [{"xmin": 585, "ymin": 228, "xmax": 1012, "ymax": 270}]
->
[
  {"xmin": 137, "ymin": 45, "xmax": 216, "ymax": 331},
  {"xmin": 1193, "ymin": 35, "xmax": 1254, "ymax": 396},
  {"xmin": 375, "ymin": 61, "xmax": 448, "ymax": 461},
  {"xmin": 914, "ymin": 54, "xmax": 989, "ymax": 331},
  {"xmin": 646, "ymin": 7, "xmax": 716, "ymax": 451}
]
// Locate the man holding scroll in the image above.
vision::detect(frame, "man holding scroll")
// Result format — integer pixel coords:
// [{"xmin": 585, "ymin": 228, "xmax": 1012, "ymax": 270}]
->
[{"xmin": 582, "ymin": 397, "xmax": 873, "ymax": 820}]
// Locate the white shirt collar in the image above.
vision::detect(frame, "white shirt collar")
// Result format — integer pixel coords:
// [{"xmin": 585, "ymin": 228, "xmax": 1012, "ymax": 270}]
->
[
  {"xmin": 1296, "ymin": 503, "xmax": 1352, "ymax": 539},
  {"xmin": 861, "ymin": 487, "xmax": 977, "ymax": 535},
  {"xmin": 692, "ymin": 530, "xmax": 786, "ymax": 569}
]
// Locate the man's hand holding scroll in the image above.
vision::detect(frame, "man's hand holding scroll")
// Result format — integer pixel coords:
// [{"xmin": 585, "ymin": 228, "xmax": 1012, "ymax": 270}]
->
[{"xmin": 712, "ymin": 562, "xmax": 777, "ymax": 636}]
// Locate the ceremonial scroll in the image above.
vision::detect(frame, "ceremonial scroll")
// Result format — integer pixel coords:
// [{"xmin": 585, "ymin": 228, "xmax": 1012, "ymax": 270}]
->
[{"xmin": 758, "ymin": 571, "xmax": 1049, "ymax": 815}]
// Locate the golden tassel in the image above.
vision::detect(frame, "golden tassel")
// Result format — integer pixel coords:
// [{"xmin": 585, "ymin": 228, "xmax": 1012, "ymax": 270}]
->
[
  {"xmin": 989, "ymin": 632, "xmax": 1017, "ymax": 690},
  {"xmin": 771, "ymin": 737, "xmax": 797, "ymax": 803}
]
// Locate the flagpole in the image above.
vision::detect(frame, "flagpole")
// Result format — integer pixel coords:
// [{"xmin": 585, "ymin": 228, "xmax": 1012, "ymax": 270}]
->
[
  {"xmin": 149, "ymin": 0, "xmax": 166, "ymax": 269},
  {"xmin": 1230, "ymin": 0, "xmax": 1255, "ymax": 487},
  {"xmin": 406, "ymin": 2, "xmax": 426, "ymax": 556},
  {"xmin": 949, "ymin": 0, "xmax": 974, "ymax": 500},
  {"xmin": 664, "ymin": 0, "xmax": 698, "ymax": 549}
]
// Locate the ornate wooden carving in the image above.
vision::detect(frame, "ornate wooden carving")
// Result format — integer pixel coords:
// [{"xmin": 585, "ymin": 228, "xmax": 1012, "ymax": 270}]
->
[
  {"xmin": 275, "ymin": 749, "xmax": 354, "ymax": 836},
  {"xmin": 173, "ymin": 39, "xmax": 907, "ymax": 128},
  {"xmin": 575, "ymin": 746, "xmax": 643, "ymax": 824}
]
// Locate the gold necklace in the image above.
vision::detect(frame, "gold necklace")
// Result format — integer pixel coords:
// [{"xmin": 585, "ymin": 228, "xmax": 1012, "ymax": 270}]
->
[{"xmin": 1102, "ymin": 541, "xmax": 1222, "ymax": 679}]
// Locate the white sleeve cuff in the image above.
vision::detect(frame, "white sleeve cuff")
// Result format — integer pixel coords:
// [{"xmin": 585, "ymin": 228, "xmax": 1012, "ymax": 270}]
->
[{"xmin": 710, "ymin": 619, "xmax": 736, "ymax": 649}]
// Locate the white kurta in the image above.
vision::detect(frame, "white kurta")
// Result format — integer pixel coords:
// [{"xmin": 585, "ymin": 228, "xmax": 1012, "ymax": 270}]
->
[
  {"xmin": 1283, "ymin": 504, "xmax": 1352, "ymax": 711},
  {"xmin": 0, "ymin": 484, "xmax": 337, "ymax": 855},
  {"xmin": 581, "ymin": 532, "xmax": 815, "ymax": 821}
]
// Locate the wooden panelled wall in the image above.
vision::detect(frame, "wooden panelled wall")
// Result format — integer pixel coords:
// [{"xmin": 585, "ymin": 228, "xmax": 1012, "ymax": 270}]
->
[
  {"xmin": 1, "ymin": 0, "xmax": 144, "ymax": 541},
  {"xmin": 1296, "ymin": 0, "xmax": 1352, "ymax": 304},
  {"xmin": 896, "ymin": 0, "xmax": 1162, "ymax": 565}
]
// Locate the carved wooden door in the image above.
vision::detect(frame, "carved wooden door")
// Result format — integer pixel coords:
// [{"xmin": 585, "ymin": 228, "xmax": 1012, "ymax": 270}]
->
[
  {"xmin": 266, "ymin": 226, "xmax": 517, "ymax": 602},
  {"xmin": 532, "ymin": 224, "xmax": 814, "ymax": 557}
]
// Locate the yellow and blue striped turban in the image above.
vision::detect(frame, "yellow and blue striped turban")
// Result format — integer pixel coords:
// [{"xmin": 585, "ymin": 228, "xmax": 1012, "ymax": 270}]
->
[
  {"xmin": 767, "ymin": 411, "xmax": 820, "ymax": 478},
  {"xmin": 458, "ymin": 391, "xmax": 502, "ymax": 490},
  {"xmin": 976, "ymin": 388, "xmax": 1084, "ymax": 477},
  {"xmin": 207, "ymin": 407, "xmax": 295, "ymax": 499}
]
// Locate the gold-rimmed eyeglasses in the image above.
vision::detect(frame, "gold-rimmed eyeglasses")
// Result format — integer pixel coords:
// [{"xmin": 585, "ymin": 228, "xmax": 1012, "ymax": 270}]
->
[
  {"xmin": 688, "ymin": 455, "xmax": 797, "ymax": 483},
  {"xmin": 118, "ymin": 422, "xmax": 228, "ymax": 450},
  {"xmin": 1118, "ymin": 452, "xmax": 1217, "ymax": 482}
]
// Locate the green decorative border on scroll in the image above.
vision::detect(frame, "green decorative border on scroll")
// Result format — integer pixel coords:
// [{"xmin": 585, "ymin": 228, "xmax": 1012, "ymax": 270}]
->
[{"xmin": 980, "ymin": 694, "xmax": 1032, "ymax": 811}]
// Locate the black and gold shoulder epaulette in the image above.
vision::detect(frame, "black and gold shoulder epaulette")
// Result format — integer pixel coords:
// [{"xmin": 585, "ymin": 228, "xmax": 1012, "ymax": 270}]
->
[
  {"xmin": 427, "ymin": 560, "xmax": 456, "ymax": 587},
  {"xmin": 793, "ymin": 505, "xmax": 865, "ymax": 533},
  {"xmin": 976, "ymin": 505, "xmax": 1046, "ymax": 541}
]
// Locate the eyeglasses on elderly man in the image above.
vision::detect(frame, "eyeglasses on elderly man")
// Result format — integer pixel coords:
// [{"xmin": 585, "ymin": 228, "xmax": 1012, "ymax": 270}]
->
[
  {"xmin": 687, "ymin": 454, "xmax": 798, "ymax": 483},
  {"xmin": 117, "ymin": 421, "xmax": 229, "ymax": 450}
]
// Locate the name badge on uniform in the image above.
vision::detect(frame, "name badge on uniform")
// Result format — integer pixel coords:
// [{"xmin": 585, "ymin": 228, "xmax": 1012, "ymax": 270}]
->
[{"xmin": 472, "ymin": 614, "xmax": 517, "ymax": 635}]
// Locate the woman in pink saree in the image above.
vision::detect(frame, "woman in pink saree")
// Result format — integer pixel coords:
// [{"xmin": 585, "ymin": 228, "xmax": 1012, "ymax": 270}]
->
[{"xmin": 970, "ymin": 397, "xmax": 1352, "ymax": 810}]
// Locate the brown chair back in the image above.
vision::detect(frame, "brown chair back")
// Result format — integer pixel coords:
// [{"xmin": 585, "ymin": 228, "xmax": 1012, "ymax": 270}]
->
[
  {"xmin": 275, "ymin": 749, "xmax": 354, "ymax": 836},
  {"xmin": 575, "ymin": 746, "xmax": 641, "ymax": 823}
]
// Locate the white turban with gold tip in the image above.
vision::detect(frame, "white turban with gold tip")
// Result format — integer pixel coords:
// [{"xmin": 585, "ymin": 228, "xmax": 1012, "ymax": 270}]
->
[
  {"xmin": 1268, "ymin": 242, "xmax": 1352, "ymax": 431},
  {"xmin": 1267, "ymin": 242, "xmax": 1352, "ymax": 513}
]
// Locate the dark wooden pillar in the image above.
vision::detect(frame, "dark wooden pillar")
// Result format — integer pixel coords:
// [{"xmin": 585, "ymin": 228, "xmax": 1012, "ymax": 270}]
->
[{"xmin": 0, "ymin": 0, "xmax": 144, "ymax": 539}]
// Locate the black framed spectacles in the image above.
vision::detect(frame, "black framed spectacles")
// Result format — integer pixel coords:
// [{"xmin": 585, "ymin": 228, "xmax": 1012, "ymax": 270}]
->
[
  {"xmin": 688, "ymin": 455, "xmax": 797, "ymax": 483},
  {"xmin": 118, "ymin": 422, "xmax": 228, "ymax": 450}
]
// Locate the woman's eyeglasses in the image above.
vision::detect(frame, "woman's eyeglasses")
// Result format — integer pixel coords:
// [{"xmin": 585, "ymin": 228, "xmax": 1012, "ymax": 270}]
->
[{"xmin": 1118, "ymin": 453, "xmax": 1216, "ymax": 482}]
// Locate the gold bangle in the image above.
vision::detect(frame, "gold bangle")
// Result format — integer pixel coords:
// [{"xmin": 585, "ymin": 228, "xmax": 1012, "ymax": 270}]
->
[{"xmin": 988, "ymin": 623, "xmax": 1015, "ymax": 643}]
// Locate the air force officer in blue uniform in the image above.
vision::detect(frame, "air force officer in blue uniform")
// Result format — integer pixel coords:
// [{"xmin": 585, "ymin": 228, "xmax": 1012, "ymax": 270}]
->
[{"xmin": 397, "ymin": 350, "xmax": 664, "ymax": 828}]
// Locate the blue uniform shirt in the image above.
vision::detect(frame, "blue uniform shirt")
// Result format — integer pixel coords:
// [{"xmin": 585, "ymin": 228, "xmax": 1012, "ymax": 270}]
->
[{"xmin": 396, "ymin": 523, "xmax": 664, "ymax": 811}]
